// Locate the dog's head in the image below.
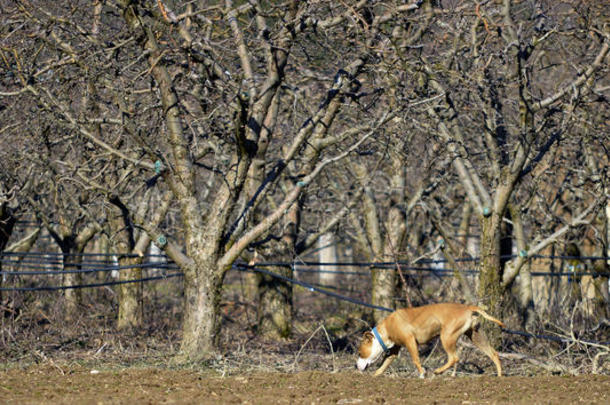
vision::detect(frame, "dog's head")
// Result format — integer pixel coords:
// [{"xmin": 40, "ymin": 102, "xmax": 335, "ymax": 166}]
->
[{"xmin": 356, "ymin": 331, "xmax": 384, "ymax": 371}]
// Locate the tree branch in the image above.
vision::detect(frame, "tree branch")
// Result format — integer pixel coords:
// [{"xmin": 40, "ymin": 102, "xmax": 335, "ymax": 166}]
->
[{"xmin": 502, "ymin": 198, "xmax": 602, "ymax": 287}]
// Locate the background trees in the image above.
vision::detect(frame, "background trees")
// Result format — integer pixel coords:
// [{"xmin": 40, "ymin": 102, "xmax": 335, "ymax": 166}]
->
[
  {"xmin": 389, "ymin": 0, "xmax": 610, "ymax": 340},
  {"xmin": 1, "ymin": 0, "xmax": 608, "ymax": 360}
]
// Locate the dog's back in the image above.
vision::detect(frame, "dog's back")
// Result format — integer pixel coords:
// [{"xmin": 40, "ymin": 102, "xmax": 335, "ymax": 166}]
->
[{"xmin": 390, "ymin": 303, "xmax": 504, "ymax": 345}]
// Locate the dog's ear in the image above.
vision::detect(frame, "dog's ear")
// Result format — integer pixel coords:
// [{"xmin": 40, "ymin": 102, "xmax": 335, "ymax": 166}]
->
[{"xmin": 362, "ymin": 331, "xmax": 374, "ymax": 342}]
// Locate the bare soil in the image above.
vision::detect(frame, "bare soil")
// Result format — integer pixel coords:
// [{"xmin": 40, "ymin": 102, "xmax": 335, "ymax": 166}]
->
[{"xmin": 1, "ymin": 365, "xmax": 608, "ymax": 404}]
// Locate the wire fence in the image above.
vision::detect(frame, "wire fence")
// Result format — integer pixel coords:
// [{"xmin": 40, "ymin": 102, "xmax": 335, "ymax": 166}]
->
[
  {"xmin": 1, "ymin": 251, "xmax": 609, "ymax": 346},
  {"xmin": 1, "ymin": 251, "xmax": 608, "ymax": 288}
]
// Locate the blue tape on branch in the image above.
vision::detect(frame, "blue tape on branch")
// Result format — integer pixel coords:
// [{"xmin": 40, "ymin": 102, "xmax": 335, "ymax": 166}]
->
[
  {"xmin": 519, "ymin": 250, "xmax": 528, "ymax": 258},
  {"xmin": 157, "ymin": 234, "xmax": 167, "ymax": 247},
  {"xmin": 154, "ymin": 160, "xmax": 162, "ymax": 174}
]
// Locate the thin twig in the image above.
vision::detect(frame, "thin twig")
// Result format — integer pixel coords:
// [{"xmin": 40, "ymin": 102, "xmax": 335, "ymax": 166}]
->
[
  {"xmin": 292, "ymin": 324, "xmax": 336, "ymax": 372},
  {"xmin": 320, "ymin": 325, "xmax": 337, "ymax": 373},
  {"xmin": 292, "ymin": 325, "xmax": 324, "ymax": 372}
]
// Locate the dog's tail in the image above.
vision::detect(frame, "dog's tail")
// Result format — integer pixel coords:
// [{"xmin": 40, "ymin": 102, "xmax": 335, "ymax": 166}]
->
[{"xmin": 471, "ymin": 306, "xmax": 505, "ymax": 328}]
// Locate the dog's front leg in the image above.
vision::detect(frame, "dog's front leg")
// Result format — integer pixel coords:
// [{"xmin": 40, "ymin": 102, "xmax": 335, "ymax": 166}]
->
[
  {"xmin": 403, "ymin": 334, "xmax": 426, "ymax": 378},
  {"xmin": 373, "ymin": 346, "xmax": 400, "ymax": 376}
]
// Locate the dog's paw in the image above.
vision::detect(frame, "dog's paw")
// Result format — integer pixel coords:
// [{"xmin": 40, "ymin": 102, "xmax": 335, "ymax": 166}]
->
[{"xmin": 418, "ymin": 369, "xmax": 426, "ymax": 379}]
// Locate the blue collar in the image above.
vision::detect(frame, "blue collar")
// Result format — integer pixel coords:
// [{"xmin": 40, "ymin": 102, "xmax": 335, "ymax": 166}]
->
[{"xmin": 372, "ymin": 326, "xmax": 389, "ymax": 352}]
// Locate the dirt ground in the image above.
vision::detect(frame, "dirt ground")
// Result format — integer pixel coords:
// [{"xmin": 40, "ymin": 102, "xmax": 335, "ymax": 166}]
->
[{"xmin": 0, "ymin": 364, "xmax": 608, "ymax": 404}]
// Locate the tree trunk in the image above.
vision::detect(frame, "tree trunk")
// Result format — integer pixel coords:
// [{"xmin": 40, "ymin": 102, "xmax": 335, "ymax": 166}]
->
[
  {"xmin": 318, "ymin": 233, "xmax": 337, "ymax": 286},
  {"xmin": 256, "ymin": 201, "xmax": 298, "ymax": 338},
  {"xmin": 514, "ymin": 261, "xmax": 535, "ymax": 331},
  {"xmin": 243, "ymin": 255, "xmax": 260, "ymax": 312},
  {"xmin": 62, "ymin": 247, "xmax": 83, "ymax": 316},
  {"xmin": 93, "ymin": 235, "xmax": 110, "ymax": 289},
  {"xmin": 258, "ymin": 265, "xmax": 292, "ymax": 339},
  {"xmin": 256, "ymin": 188, "xmax": 299, "ymax": 338},
  {"xmin": 117, "ymin": 255, "xmax": 143, "ymax": 330},
  {"xmin": 109, "ymin": 197, "xmax": 144, "ymax": 330},
  {"xmin": 372, "ymin": 205, "xmax": 406, "ymax": 321},
  {"xmin": 179, "ymin": 261, "xmax": 223, "ymax": 359},
  {"xmin": 478, "ymin": 213, "xmax": 505, "ymax": 345},
  {"xmin": 371, "ymin": 265, "xmax": 395, "ymax": 322}
]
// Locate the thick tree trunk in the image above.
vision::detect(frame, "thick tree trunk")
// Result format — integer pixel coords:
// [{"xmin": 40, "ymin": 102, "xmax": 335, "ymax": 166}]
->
[
  {"xmin": 117, "ymin": 255, "xmax": 143, "ymax": 330},
  {"xmin": 371, "ymin": 265, "xmax": 395, "ymax": 322},
  {"xmin": 62, "ymin": 248, "xmax": 83, "ymax": 316},
  {"xmin": 179, "ymin": 261, "xmax": 224, "ymax": 359},
  {"xmin": 243, "ymin": 258, "xmax": 260, "ymax": 313},
  {"xmin": 114, "ymin": 191, "xmax": 171, "ymax": 330},
  {"xmin": 256, "ymin": 190, "xmax": 299, "ymax": 338},
  {"xmin": 478, "ymin": 214, "xmax": 505, "ymax": 345},
  {"xmin": 506, "ymin": 204, "xmax": 536, "ymax": 330},
  {"xmin": 372, "ymin": 205, "xmax": 406, "ymax": 321},
  {"xmin": 258, "ymin": 265, "xmax": 292, "ymax": 339},
  {"xmin": 48, "ymin": 219, "xmax": 98, "ymax": 317},
  {"xmin": 110, "ymin": 197, "xmax": 144, "ymax": 330},
  {"xmin": 93, "ymin": 235, "xmax": 110, "ymax": 289}
]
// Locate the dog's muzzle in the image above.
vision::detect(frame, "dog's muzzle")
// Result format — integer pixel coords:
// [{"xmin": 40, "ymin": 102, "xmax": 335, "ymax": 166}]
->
[{"xmin": 356, "ymin": 357, "xmax": 369, "ymax": 371}]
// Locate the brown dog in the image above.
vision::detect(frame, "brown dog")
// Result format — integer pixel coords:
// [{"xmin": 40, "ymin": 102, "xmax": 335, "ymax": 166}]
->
[{"xmin": 356, "ymin": 303, "xmax": 504, "ymax": 377}]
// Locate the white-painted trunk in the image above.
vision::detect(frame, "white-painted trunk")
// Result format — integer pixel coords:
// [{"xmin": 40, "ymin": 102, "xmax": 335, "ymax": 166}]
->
[
  {"xmin": 148, "ymin": 242, "xmax": 167, "ymax": 274},
  {"xmin": 318, "ymin": 233, "xmax": 337, "ymax": 286}
]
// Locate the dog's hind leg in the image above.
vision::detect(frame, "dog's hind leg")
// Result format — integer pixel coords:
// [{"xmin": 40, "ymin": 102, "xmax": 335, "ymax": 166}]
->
[
  {"xmin": 465, "ymin": 328, "xmax": 502, "ymax": 376},
  {"xmin": 433, "ymin": 330, "xmax": 459, "ymax": 375}
]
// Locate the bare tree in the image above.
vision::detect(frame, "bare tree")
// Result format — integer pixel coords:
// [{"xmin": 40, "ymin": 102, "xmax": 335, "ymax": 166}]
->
[
  {"xmin": 2, "ymin": 0, "xmax": 608, "ymax": 357},
  {"xmin": 384, "ymin": 0, "xmax": 610, "ymax": 341},
  {"xmin": 109, "ymin": 0, "xmax": 410, "ymax": 357}
]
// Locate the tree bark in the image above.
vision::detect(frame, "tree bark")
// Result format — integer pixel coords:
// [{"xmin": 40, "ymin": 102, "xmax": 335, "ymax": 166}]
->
[
  {"xmin": 478, "ymin": 213, "xmax": 505, "ymax": 344},
  {"xmin": 117, "ymin": 256, "xmax": 143, "ymax": 329},
  {"xmin": 256, "ymin": 197, "xmax": 299, "ymax": 339},
  {"xmin": 109, "ymin": 196, "xmax": 143, "ymax": 330},
  {"xmin": 179, "ymin": 260, "xmax": 223, "ymax": 357},
  {"xmin": 258, "ymin": 265, "xmax": 292, "ymax": 339},
  {"xmin": 372, "ymin": 205, "xmax": 406, "ymax": 321},
  {"xmin": 61, "ymin": 246, "xmax": 84, "ymax": 316}
]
